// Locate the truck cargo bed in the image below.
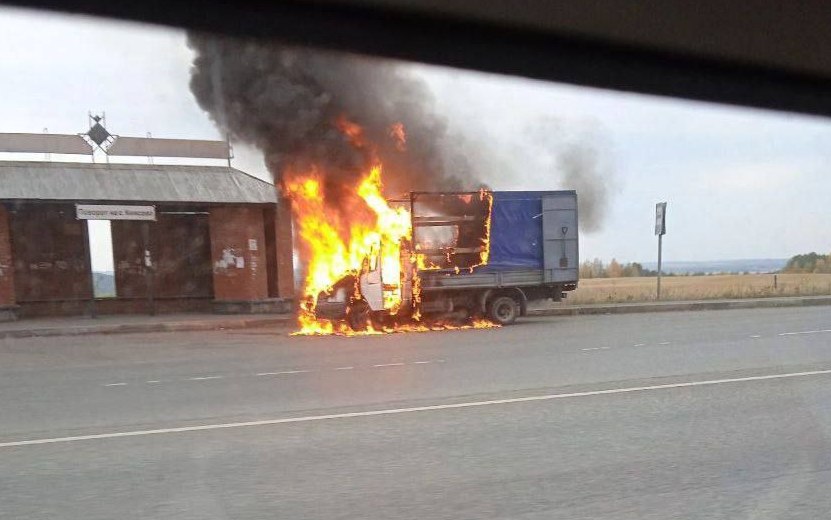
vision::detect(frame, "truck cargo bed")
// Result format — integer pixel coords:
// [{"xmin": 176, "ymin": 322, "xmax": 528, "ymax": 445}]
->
[{"xmin": 413, "ymin": 190, "xmax": 579, "ymax": 291}]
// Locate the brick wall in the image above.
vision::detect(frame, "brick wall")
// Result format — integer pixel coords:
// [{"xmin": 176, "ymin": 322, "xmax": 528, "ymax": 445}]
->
[
  {"xmin": 112, "ymin": 215, "xmax": 212, "ymax": 299},
  {"xmin": 0, "ymin": 205, "xmax": 15, "ymax": 306},
  {"xmin": 209, "ymin": 206, "xmax": 268, "ymax": 302},
  {"xmin": 11, "ymin": 204, "xmax": 91, "ymax": 302}
]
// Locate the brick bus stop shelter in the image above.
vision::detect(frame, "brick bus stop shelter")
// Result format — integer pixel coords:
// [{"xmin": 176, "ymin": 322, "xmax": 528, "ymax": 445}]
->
[{"xmin": 0, "ymin": 129, "xmax": 294, "ymax": 321}]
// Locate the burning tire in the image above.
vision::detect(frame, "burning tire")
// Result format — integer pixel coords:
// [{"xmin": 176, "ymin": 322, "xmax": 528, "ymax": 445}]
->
[
  {"xmin": 346, "ymin": 301, "xmax": 371, "ymax": 331},
  {"xmin": 369, "ymin": 311, "xmax": 388, "ymax": 330},
  {"xmin": 487, "ymin": 296, "xmax": 519, "ymax": 325}
]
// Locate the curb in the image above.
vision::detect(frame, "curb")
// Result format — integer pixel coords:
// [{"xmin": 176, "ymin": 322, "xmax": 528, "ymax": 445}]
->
[
  {"xmin": 528, "ymin": 295, "xmax": 831, "ymax": 317},
  {"xmin": 0, "ymin": 315, "xmax": 294, "ymax": 339}
]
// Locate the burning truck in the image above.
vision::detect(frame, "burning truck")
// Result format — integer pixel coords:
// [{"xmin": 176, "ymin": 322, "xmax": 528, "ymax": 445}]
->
[
  {"xmin": 285, "ymin": 165, "xmax": 579, "ymax": 334},
  {"xmin": 187, "ymin": 38, "xmax": 586, "ymax": 334}
]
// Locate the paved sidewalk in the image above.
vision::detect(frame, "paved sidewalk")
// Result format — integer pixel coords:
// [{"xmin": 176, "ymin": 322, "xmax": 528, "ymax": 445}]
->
[
  {"xmin": 1, "ymin": 295, "xmax": 829, "ymax": 339},
  {"xmin": 0, "ymin": 312, "xmax": 294, "ymax": 339}
]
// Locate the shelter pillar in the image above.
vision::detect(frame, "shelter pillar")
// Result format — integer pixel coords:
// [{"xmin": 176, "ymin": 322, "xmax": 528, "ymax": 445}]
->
[{"xmin": 275, "ymin": 202, "xmax": 295, "ymax": 298}]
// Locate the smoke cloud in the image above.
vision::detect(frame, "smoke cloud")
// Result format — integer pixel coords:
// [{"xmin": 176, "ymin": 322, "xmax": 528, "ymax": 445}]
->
[
  {"xmin": 188, "ymin": 35, "xmax": 612, "ymax": 232},
  {"xmin": 558, "ymin": 143, "xmax": 610, "ymax": 233},
  {"xmin": 524, "ymin": 117, "xmax": 612, "ymax": 232},
  {"xmin": 187, "ymin": 34, "xmax": 480, "ymax": 200}
]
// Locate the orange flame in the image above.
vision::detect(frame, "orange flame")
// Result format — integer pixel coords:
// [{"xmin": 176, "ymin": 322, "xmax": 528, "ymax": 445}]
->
[
  {"xmin": 285, "ymin": 164, "xmax": 410, "ymax": 330},
  {"xmin": 336, "ymin": 115, "xmax": 367, "ymax": 149},
  {"xmin": 476, "ymin": 189, "xmax": 494, "ymax": 267},
  {"xmin": 286, "ymin": 120, "xmax": 498, "ymax": 336},
  {"xmin": 293, "ymin": 318, "xmax": 499, "ymax": 336},
  {"xmin": 282, "ymin": 173, "xmax": 348, "ymax": 313},
  {"xmin": 356, "ymin": 166, "xmax": 411, "ymax": 313},
  {"xmin": 388, "ymin": 122, "xmax": 406, "ymax": 151}
]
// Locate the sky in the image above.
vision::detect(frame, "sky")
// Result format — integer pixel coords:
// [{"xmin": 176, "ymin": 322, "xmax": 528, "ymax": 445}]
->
[{"xmin": 1, "ymin": 6, "xmax": 830, "ymax": 267}]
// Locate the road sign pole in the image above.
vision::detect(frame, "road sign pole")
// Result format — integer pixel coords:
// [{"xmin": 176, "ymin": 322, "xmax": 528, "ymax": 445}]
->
[
  {"xmin": 657, "ymin": 233, "xmax": 663, "ymax": 300},
  {"xmin": 654, "ymin": 202, "xmax": 667, "ymax": 301}
]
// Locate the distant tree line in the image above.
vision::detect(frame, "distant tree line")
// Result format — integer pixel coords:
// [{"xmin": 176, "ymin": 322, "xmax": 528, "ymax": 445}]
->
[
  {"xmin": 581, "ymin": 253, "xmax": 831, "ymax": 279},
  {"xmin": 781, "ymin": 253, "xmax": 831, "ymax": 274},
  {"xmin": 580, "ymin": 259, "xmax": 759, "ymax": 278},
  {"xmin": 579, "ymin": 259, "xmax": 660, "ymax": 279}
]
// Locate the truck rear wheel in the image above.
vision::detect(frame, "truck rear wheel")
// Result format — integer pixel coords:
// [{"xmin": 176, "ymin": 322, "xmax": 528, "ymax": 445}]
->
[{"xmin": 488, "ymin": 296, "xmax": 519, "ymax": 325}]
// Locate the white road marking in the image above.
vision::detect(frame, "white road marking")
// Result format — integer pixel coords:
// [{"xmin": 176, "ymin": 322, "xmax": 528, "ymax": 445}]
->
[
  {"xmin": 373, "ymin": 363, "xmax": 405, "ymax": 367},
  {"xmin": 146, "ymin": 380, "xmax": 161, "ymax": 384},
  {"xmin": 189, "ymin": 376, "xmax": 223, "ymax": 381},
  {"xmin": 749, "ymin": 335, "xmax": 762, "ymax": 339},
  {"xmin": 103, "ymin": 383, "xmax": 126, "ymax": 387},
  {"xmin": 8, "ymin": 368, "xmax": 831, "ymax": 449},
  {"xmin": 256, "ymin": 370, "xmax": 310, "ymax": 376},
  {"xmin": 633, "ymin": 343, "xmax": 645, "ymax": 347},
  {"xmin": 335, "ymin": 366, "xmax": 354, "ymax": 370},
  {"xmin": 659, "ymin": 341, "xmax": 671, "ymax": 345},
  {"xmin": 779, "ymin": 329, "xmax": 831, "ymax": 336},
  {"xmin": 599, "ymin": 347, "xmax": 612, "ymax": 350},
  {"xmin": 581, "ymin": 347, "xmax": 602, "ymax": 351},
  {"xmin": 412, "ymin": 361, "xmax": 432, "ymax": 364}
]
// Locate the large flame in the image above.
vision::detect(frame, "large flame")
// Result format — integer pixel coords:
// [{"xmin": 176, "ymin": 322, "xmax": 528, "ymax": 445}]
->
[
  {"xmin": 285, "ymin": 164, "xmax": 410, "ymax": 332},
  {"xmin": 284, "ymin": 121, "xmax": 498, "ymax": 336},
  {"xmin": 356, "ymin": 167, "xmax": 412, "ymax": 313}
]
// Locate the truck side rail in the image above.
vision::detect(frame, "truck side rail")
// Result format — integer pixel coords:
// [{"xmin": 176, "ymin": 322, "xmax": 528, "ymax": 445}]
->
[{"xmin": 419, "ymin": 268, "xmax": 570, "ymax": 290}]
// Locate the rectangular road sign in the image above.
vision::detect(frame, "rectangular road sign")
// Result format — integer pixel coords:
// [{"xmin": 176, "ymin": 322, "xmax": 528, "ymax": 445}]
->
[
  {"xmin": 655, "ymin": 202, "xmax": 667, "ymax": 235},
  {"xmin": 76, "ymin": 204, "xmax": 156, "ymax": 221}
]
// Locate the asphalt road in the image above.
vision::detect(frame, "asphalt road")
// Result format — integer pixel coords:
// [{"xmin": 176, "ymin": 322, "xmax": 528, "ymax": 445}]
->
[{"xmin": 3, "ymin": 306, "xmax": 831, "ymax": 519}]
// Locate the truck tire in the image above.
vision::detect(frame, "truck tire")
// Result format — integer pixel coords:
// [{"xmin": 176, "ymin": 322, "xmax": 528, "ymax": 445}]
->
[
  {"xmin": 370, "ymin": 311, "xmax": 387, "ymax": 331},
  {"xmin": 346, "ymin": 301, "xmax": 370, "ymax": 331},
  {"xmin": 488, "ymin": 296, "xmax": 519, "ymax": 325}
]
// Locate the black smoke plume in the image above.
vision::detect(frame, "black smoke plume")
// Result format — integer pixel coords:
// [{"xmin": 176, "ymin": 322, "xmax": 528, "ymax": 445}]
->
[
  {"xmin": 187, "ymin": 34, "xmax": 478, "ymax": 200},
  {"xmin": 524, "ymin": 117, "xmax": 612, "ymax": 233}
]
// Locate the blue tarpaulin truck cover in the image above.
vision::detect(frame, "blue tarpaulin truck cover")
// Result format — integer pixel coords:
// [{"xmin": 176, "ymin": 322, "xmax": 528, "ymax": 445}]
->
[{"xmin": 485, "ymin": 191, "xmax": 546, "ymax": 270}]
